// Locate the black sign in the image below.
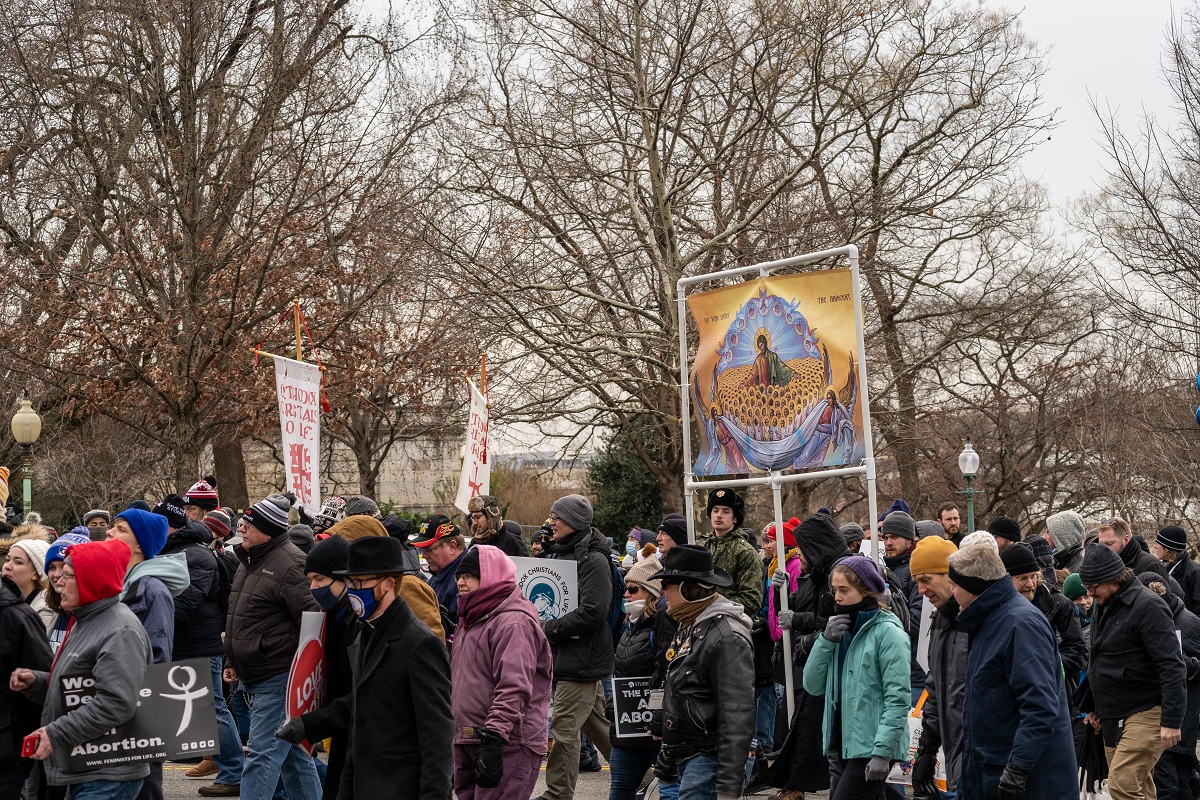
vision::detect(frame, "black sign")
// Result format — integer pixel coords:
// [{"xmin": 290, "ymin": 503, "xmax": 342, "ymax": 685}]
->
[
  {"xmin": 65, "ymin": 658, "xmax": 219, "ymax": 771},
  {"xmin": 612, "ymin": 676, "xmax": 655, "ymax": 742}
]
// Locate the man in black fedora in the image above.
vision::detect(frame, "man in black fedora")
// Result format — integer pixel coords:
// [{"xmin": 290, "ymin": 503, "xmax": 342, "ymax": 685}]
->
[
  {"xmin": 332, "ymin": 535, "xmax": 453, "ymax": 800},
  {"xmin": 653, "ymin": 544, "xmax": 754, "ymax": 800}
]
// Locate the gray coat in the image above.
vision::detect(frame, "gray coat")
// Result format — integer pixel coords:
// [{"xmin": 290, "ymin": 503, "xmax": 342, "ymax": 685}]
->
[
  {"xmin": 27, "ymin": 596, "xmax": 152, "ymax": 786},
  {"xmin": 919, "ymin": 598, "xmax": 968, "ymax": 792}
]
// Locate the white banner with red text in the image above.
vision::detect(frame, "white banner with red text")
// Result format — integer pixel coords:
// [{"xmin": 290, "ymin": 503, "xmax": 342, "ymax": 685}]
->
[{"xmin": 274, "ymin": 356, "xmax": 322, "ymax": 511}]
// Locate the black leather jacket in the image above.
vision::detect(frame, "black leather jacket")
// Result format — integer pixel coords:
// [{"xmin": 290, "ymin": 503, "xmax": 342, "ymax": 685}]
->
[{"xmin": 657, "ymin": 596, "xmax": 755, "ymax": 797}]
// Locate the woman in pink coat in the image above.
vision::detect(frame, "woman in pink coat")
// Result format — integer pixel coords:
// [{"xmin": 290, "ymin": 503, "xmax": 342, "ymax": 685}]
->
[{"xmin": 452, "ymin": 544, "xmax": 553, "ymax": 800}]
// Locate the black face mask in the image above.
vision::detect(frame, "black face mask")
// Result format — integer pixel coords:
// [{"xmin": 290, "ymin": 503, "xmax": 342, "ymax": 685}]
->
[{"xmin": 834, "ymin": 596, "xmax": 879, "ymax": 617}]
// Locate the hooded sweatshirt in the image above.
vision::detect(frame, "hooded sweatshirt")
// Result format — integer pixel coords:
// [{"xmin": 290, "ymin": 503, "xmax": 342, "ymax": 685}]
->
[
  {"xmin": 26, "ymin": 539, "xmax": 152, "ymax": 787},
  {"xmin": 450, "ymin": 545, "xmax": 553, "ymax": 753},
  {"xmin": 121, "ymin": 551, "xmax": 190, "ymax": 664}
]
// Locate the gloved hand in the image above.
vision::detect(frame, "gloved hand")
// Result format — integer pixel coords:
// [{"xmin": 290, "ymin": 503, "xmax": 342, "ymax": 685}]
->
[
  {"xmin": 1187, "ymin": 655, "xmax": 1200, "ymax": 681},
  {"xmin": 778, "ymin": 609, "xmax": 794, "ymax": 630},
  {"xmin": 864, "ymin": 755, "xmax": 890, "ymax": 781},
  {"xmin": 823, "ymin": 614, "xmax": 851, "ymax": 642},
  {"xmin": 474, "ymin": 727, "xmax": 506, "ymax": 788},
  {"xmin": 997, "ymin": 763, "xmax": 1029, "ymax": 800},
  {"xmin": 770, "ymin": 568, "xmax": 788, "ymax": 589},
  {"xmin": 910, "ymin": 751, "xmax": 938, "ymax": 797},
  {"xmin": 274, "ymin": 717, "xmax": 306, "ymax": 744}
]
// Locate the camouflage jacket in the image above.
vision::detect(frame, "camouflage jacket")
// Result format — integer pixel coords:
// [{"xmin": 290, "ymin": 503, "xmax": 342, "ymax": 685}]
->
[{"xmin": 696, "ymin": 527, "xmax": 763, "ymax": 619}]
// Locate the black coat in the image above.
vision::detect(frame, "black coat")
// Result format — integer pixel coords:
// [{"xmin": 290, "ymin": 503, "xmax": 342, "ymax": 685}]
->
[
  {"xmin": 1031, "ymin": 584, "xmax": 1088, "ymax": 680},
  {"xmin": 160, "ymin": 522, "xmax": 224, "ymax": 658},
  {"xmin": 298, "ymin": 610, "xmax": 359, "ymax": 800},
  {"xmin": 884, "ymin": 550, "xmax": 926, "ymax": 688},
  {"xmin": 1164, "ymin": 593, "xmax": 1200, "ymax": 753},
  {"xmin": 543, "ymin": 528, "xmax": 615, "ymax": 682},
  {"xmin": 0, "ymin": 576, "xmax": 51, "ymax": 792},
  {"xmin": 1167, "ymin": 556, "xmax": 1200, "ymax": 616},
  {"xmin": 337, "ymin": 598, "xmax": 453, "ymax": 800},
  {"xmin": 1123, "ymin": 542, "xmax": 1170, "ymax": 581},
  {"xmin": 1086, "ymin": 578, "xmax": 1188, "ymax": 728},
  {"xmin": 611, "ymin": 612, "xmax": 666, "ymax": 751}
]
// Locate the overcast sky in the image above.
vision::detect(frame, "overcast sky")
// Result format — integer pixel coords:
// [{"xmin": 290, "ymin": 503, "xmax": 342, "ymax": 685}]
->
[{"xmin": 1009, "ymin": 0, "xmax": 1181, "ymax": 205}]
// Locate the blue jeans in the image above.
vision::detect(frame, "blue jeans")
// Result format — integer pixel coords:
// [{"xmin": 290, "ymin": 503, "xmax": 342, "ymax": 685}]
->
[
  {"xmin": 239, "ymin": 672, "xmax": 322, "ymax": 800},
  {"xmin": 72, "ymin": 779, "xmax": 144, "ymax": 800},
  {"xmin": 210, "ymin": 656, "xmax": 244, "ymax": 785},
  {"xmin": 754, "ymin": 685, "xmax": 778, "ymax": 751},
  {"xmin": 608, "ymin": 746, "xmax": 658, "ymax": 800},
  {"xmin": 677, "ymin": 753, "xmax": 718, "ymax": 800}
]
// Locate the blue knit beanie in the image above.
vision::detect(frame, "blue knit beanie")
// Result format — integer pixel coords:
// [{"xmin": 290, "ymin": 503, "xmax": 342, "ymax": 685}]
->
[{"xmin": 116, "ymin": 508, "xmax": 169, "ymax": 559}]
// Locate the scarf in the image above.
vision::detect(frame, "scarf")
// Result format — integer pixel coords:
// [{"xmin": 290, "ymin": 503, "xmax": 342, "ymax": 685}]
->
[
  {"xmin": 667, "ymin": 592, "xmax": 716, "ymax": 627},
  {"xmin": 767, "ymin": 547, "xmax": 799, "ymax": 579}
]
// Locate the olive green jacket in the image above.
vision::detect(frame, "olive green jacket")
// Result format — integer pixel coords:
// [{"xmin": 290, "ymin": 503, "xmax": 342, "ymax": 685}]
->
[{"xmin": 696, "ymin": 527, "xmax": 763, "ymax": 618}]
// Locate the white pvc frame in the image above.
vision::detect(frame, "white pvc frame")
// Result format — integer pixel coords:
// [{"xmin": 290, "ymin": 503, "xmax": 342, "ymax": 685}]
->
[{"xmin": 676, "ymin": 244, "xmax": 879, "ymax": 719}]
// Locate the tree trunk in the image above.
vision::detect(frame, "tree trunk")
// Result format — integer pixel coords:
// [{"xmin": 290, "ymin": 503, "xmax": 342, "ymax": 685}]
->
[{"xmin": 212, "ymin": 437, "xmax": 250, "ymax": 513}]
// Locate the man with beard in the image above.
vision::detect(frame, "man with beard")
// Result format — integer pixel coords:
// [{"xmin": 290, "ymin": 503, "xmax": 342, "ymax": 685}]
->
[
  {"xmin": 1000, "ymin": 543, "xmax": 1086, "ymax": 681},
  {"xmin": 466, "ymin": 495, "xmax": 529, "ymax": 558},
  {"xmin": 936, "ymin": 504, "xmax": 962, "ymax": 546},
  {"xmin": 909, "ymin": 535, "xmax": 965, "ymax": 798},
  {"xmin": 880, "ymin": 510, "xmax": 925, "ymax": 703},
  {"xmin": 1098, "ymin": 517, "xmax": 1170, "ymax": 582}
]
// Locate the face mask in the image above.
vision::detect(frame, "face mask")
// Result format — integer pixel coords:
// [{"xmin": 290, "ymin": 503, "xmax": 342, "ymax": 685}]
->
[
  {"xmin": 346, "ymin": 585, "xmax": 381, "ymax": 620},
  {"xmin": 310, "ymin": 584, "xmax": 344, "ymax": 611},
  {"xmin": 626, "ymin": 542, "xmax": 638, "ymax": 557},
  {"xmin": 625, "ymin": 599, "xmax": 646, "ymax": 617}
]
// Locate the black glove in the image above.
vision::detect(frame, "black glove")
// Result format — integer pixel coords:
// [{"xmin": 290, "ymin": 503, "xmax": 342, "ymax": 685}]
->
[
  {"xmin": 997, "ymin": 763, "xmax": 1029, "ymax": 800},
  {"xmin": 1187, "ymin": 656, "xmax": 1200, "ymax": 681},
  {"xmin": 274, "ymin": 717, "xmax": 306, "ymax": 745},
  {"xmin": 474, "ymin": 727, "xmax": 506, "ymax": 788},
  {"xmin": 910, "ymin": 751, "xmax": 938, "ymax": 798}
]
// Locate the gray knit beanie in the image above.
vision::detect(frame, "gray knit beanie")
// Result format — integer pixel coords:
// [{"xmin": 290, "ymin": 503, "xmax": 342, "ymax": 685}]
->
[
  {"xmin": 551, "ymin": 494, "xmax": 593, "ymax": 533},
  {"xmin": 1045, "ymin": 510, "xmax": 1085, "ymax": 552},
  {"xmin": 1079, "ymin": 542, "xmax": 1125, "ymax": 585}
]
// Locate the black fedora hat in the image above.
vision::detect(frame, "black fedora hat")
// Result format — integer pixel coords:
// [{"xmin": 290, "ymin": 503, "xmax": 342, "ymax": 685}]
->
[
  {"xmin": 335, "ymin": 536, "xmax": 412, "ymax": 577},
  {"xmin": 657, "ymin": 544, "xmax": 732, "ymax": 588}
]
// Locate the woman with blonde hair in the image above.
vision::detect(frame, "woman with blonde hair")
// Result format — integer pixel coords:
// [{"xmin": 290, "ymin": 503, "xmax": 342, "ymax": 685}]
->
[
  {"xmin": 801, "ymin": 555, "xmax": 909, "ymax": 799},
  {"xmin": 3, "ymin": 536, "xmax": 53, "ymax": 630}
]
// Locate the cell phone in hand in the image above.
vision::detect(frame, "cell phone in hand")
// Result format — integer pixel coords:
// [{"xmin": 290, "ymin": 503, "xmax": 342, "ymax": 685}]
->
[{"xmin": 21, "ymin": 733, "xmax": 39, "ymax": 758}]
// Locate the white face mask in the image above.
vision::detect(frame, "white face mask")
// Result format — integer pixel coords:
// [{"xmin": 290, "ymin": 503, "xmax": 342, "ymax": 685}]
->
[{"xmin": 625, "ymin": 599, "xmax": 647, "ymax": 618}]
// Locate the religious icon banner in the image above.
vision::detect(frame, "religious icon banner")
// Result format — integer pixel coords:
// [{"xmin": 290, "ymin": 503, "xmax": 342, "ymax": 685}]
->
[{"xmin": 686, "ymin": 269, "xmax": 865, "ymax": 475}]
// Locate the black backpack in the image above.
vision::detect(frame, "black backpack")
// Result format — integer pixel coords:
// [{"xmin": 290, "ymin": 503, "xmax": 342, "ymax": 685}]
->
[{"xmin": 210, "ymin": 547, "xmax": 238, "ymax": 616}]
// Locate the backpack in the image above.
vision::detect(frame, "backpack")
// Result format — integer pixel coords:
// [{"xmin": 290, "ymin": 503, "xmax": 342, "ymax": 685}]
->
[
  {"xmin": 607, "ymin": 558, "xmax": 626, "ymax": 648},
  {"xmin": 210, "ymin": 546, "xmax": 238, "ymax": 616}
]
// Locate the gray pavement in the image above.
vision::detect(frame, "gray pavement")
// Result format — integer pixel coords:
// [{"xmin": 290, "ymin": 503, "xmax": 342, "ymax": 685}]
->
[{"xmin": 162, "ymin": 756, "xmax": 830, "ymax": 800}]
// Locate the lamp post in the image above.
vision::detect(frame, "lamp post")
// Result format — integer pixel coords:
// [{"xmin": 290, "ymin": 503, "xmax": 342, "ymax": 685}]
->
[
  {"xmin": 10, "ymin": 392, "xmax": 42, "ymax": 517},
  {"xmin": 958, "ymin": 439, "xmax": 980, "ymax": 533}
]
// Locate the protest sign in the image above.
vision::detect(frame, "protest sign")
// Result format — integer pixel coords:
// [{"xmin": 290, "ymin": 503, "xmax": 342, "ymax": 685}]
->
[
  {"xmin": 612, "ymin": 677, "xmax": 655, "ymax": 742},
  {"xmin": 65, "ymin": 658, "xmax": 218, "ymax": 771},
  {"xmin": 454, "ymin": 377, "xmax": 490, "ymax": 515},
  {"xmin": 886, "ymin": 689, "xmax": 947, "ymax": 789},
  {"xmin": 511, "ymin": 557, "xmax": 577, "ymax": 622},
  {"xmin": 687, "ymin": 270, "xmax": 865, "ymax": 475},
  {"xmin": 286, "ymin": 611, "xmax": 327, "ymax": 750},
  {"xmin": 274, "ymin": 355, "xmax": 322, "ymax": 510}
]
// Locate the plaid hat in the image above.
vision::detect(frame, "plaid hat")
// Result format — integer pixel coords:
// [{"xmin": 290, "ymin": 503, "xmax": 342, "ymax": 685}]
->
[
  {"xmin": 243, "ymin": 493, "xmax": 293, "ymax": 538},
  {"xmin": 410, "ymin": 514, "xmax": 460, "ymax": 548},
  {"xmin": 183, "ymin": 477, "xmax": 219, "ymax": 512},
  {"xmin": 202, "ymin": 509, "xmax": 232, "ymax": 539},
  {"xmin": 152, "ymin": 494, "xmax": 188, "ymax": 530},
  {"xmin": 313, "ymin": 496, "xmax": 348, "ymax": 531}
]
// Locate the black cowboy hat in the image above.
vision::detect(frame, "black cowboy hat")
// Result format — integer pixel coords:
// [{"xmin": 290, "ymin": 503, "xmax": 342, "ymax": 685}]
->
[
  {"xmin": 335, "ymin": 536, "xmax": 413, "ymax": 577},
  {"xmin": 657, "ymin": 544, "xmax": 733, "ymax": 588}
]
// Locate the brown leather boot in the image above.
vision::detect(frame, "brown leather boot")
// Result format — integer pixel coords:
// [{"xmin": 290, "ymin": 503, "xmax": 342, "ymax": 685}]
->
[{"xmin": 185, "ymin": 756, "xmax": 219, "ymax": 779}]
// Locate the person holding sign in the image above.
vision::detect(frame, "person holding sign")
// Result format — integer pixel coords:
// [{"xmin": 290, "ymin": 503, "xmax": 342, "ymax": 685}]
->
[
  {"xmin": 10, "ymin": 538, "xmax": 153, "ymax": 798},
  {"xmin": 450, "ymin": 544, "xmax": 551, "ymax": 800},
  {"xmin": 653, "ymin": 545, "xmax": 754, "ymax": 800},
  {"xmin": 608, "ymin": 556, "xmax": 672, "ymax": 800}
]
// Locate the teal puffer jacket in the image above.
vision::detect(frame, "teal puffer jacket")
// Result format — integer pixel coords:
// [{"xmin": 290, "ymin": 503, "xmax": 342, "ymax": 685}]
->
[{"xmin": 801, "ymin": 608, "xmax": 910, "ymax": 761}]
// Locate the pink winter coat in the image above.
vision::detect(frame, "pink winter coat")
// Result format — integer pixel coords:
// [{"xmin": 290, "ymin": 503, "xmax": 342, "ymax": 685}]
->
[
  {"xmin": 450, "ymin": 545, "xmax": 553, "ymax": 753},
  {"xmin": 767, "ymin": 555, "xmax": 803, "ymax": 641}
]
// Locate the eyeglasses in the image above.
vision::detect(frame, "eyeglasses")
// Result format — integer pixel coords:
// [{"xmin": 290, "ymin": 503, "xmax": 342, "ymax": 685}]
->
[
  {"xmin": 548, "ymin": 513, "xmax": 561, "ymax": 523},
  {"xmin": 58, "ymin": 571, "xmax": 76, "ymax": 583},
  {"xmin": 1084, "ymin": 582, "xmax": 1104, "ymax": 592},
  {"xmin": 346, "ymin": 577, "xmax": 382, "ymax": 590},
  {"xmin": 624, "ymin": 585, "xmax": 643, "ymax": 596}
]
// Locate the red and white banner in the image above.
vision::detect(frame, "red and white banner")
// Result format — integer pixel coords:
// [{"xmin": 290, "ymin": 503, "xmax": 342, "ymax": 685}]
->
[
  {"xmin": 274, "ymin": 356, "xmax": 322, "ymax": 511},
  {"xmin": 286, "ymin": 611, "xmax": 327, "ymax": 750},
  {"xmin": 454, "ymin": 377, "xmax": 490, "ymax": 515}
]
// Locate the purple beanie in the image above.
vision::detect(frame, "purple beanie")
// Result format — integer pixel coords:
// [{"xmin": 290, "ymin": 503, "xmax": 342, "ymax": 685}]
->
[{"xmin": 839, "ymin": 555, "xmax": 886, "ymax": 594}]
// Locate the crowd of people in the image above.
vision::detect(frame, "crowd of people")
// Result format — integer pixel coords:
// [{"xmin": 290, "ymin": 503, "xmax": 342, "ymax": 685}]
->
[{"xmin": 1, "ymin": 473, "xmax": 1198, "ymax": 800}]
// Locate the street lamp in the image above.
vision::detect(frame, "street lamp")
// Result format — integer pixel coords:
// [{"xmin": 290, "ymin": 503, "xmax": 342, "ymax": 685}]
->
[
  {"xmin": 958, "ymin": 439, "xmax": 980, "ymax": 534},
  {"xmin": 10, "ymin": 391, "xmax": 42, "ymax": 517}
]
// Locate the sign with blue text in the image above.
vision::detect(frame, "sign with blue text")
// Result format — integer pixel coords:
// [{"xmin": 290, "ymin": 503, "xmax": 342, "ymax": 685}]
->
[{"xmin": 511, "ymin": 557, "xmax": 578, "ymax": 622}]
